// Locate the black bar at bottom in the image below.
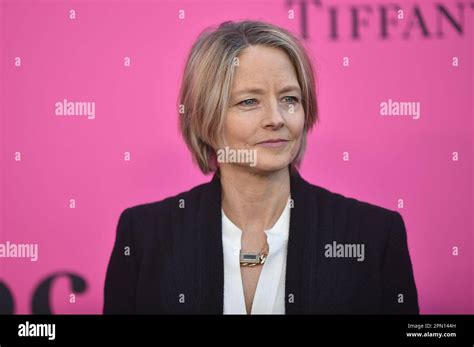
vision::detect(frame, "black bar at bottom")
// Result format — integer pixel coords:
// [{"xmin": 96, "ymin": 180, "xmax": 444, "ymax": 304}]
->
[{"xmin": 0, "ymin": 314, "xmax": 472, "ymax": 346}]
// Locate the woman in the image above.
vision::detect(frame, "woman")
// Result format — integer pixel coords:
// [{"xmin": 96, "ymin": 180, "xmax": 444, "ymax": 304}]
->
[{"xmin": 103, "ymin": 20, "xmax": 419, "ymax": 314}]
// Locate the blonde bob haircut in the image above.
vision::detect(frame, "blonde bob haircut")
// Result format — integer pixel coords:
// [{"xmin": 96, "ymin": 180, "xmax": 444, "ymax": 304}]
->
[{"xmin": 178, "ymin": 20, "xmax": 319, "ymax": 174}]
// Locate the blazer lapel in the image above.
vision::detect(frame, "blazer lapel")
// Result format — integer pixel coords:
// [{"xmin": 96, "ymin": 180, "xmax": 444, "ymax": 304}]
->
[
  {"xmin": 195, "ymin": 172, "xmax": 224, "ymax": 314},
  {"xmin": 285, "ymin": 169, "xmax": 320, "ymax": 314}
]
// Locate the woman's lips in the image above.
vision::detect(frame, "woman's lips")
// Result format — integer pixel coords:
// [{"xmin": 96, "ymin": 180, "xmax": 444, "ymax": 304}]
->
[{"xmin": 256, "ymin": 139, "xmax": 289, "ymax": 148}]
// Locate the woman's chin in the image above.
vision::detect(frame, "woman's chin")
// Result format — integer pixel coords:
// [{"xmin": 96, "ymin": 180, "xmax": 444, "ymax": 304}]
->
[{"xmin": 250, "ymin": 158, "xmax": 292, "ymax": 173}]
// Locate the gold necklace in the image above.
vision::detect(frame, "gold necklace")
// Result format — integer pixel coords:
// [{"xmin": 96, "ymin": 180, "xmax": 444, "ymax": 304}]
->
[{"xmin": 239, "ymin": 241, "xmax": 269, "ymax": 267}]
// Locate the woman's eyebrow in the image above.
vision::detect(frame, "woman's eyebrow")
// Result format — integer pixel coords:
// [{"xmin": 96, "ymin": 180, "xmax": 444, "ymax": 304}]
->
[
  {"xmin": 279, "ymin": 85, "xmax": 302, "ymax": 94},
  {"xmin": 232, "ymin": 85, "xmax": 301, "ymax": 98},
  {"xmin": 232, "ymin": 87, "xmax": 266, "ymax": 98}
]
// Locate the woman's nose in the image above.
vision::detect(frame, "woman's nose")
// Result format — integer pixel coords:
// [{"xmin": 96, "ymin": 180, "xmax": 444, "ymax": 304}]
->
[{"xmin": 262, "ymin": 99, "xmax": 285, "ymax": 129}]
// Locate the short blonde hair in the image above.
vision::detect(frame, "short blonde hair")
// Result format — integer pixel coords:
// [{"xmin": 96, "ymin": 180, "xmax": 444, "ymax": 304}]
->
[{"xmin": 178, "ymin": 20, "xmax": 319, "ymax": 174}]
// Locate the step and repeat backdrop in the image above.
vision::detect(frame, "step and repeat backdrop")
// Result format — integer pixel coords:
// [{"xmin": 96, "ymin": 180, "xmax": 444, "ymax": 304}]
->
[{"xmin": 1, "ymin": 0, "xmax": 472, "ymax": 314}]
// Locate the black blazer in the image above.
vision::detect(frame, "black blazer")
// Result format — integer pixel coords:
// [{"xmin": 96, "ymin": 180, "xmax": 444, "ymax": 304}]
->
[{"xmin": 103, "ymin": 169, "xmax": 419, "ymax": 314}]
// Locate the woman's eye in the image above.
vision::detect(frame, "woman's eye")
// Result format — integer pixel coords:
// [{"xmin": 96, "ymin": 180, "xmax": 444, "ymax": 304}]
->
[
  {"xmin": 238, "ymin": 99, "xmax": 257, "ymax": 107},
  {"xmin": 237, "ymin": 97, "xmax": 299, "ymax": 107},
  {"xmin": 283, "ymin": 96, "xmax": 299, "ymax": 104}
]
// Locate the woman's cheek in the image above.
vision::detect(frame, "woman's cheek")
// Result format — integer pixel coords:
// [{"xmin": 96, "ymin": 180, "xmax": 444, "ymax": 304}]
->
[
  {"xmin": 225, "ymin": 115, "xmax": 254, "ymax": 146},
  {"xmin": 287, "ymin": 111, "xmax": 305, "ymax": 137}
]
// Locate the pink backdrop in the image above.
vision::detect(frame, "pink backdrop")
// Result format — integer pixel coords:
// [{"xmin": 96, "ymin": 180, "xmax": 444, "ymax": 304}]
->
[{"xmin": 1, "ymin": 0, "xmax": 472, "ymax": 314}]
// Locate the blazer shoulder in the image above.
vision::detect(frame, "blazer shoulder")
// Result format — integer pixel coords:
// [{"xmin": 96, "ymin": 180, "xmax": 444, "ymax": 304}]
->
[
  {"xmin": 112, "ymin": 179, "xmax": 216, "ymax": 258},
  {"xmin": 309, "ymin": 182, "xmax": 401, "ymax": 226},
  {"xmin": 123, "ymin": 178, "xmax": 214, "ymax": 218},
  {"xmin": 307, "ymin": 182, "xmax": 408, "ymax": 259}
]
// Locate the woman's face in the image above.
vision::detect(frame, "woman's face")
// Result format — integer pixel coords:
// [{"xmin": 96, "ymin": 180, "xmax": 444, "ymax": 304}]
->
[{"xmin": 220, "ymin": 45, "xmax": 305, "ymax": 174}]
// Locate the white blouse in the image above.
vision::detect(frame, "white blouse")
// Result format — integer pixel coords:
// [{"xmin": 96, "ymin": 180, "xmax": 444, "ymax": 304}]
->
[{"xmin": 222, "ymin": 197, "xmax": 291, "ymax": 314}]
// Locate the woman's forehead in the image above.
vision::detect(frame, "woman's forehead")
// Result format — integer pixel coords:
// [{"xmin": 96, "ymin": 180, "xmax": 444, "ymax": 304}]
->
[
  {"xmin": 237, "ymin": 45, "xmax": 293, "ymax": 69},
  {"xmin": 232, "ymin": 47, "xmax": 298, "ymax": 89}
]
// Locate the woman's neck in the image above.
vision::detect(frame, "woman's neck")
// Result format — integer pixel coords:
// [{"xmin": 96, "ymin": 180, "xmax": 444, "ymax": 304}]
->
[{"xmin": 219, "ymin": 165, "xmax": 291, "ymax": 235}]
